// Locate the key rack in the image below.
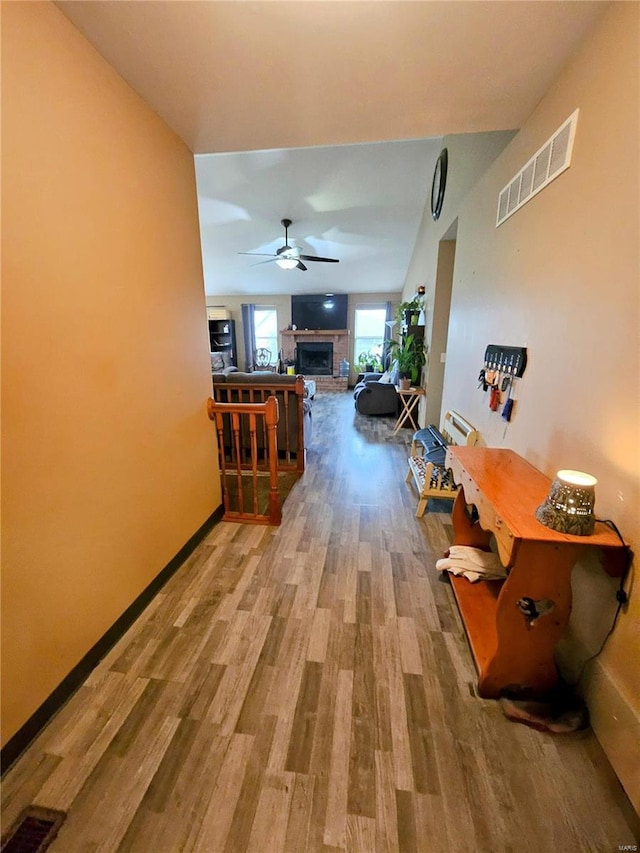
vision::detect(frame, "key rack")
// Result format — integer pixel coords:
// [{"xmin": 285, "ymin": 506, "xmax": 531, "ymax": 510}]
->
[{"xmin": 484, "ymin": 345, "xmax": 527, "ymax": 378}]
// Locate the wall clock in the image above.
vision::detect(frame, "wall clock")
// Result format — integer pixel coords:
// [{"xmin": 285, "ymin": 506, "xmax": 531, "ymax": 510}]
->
[{"xmin": 430, "ymin": 148, "xmax": 448, "ymax": 221}]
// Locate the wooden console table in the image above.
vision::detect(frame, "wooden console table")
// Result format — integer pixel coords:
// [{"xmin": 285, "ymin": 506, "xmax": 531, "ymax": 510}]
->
[{"xmin": 445, "ymin": 447, "xmax": 626, "ymax": 698}]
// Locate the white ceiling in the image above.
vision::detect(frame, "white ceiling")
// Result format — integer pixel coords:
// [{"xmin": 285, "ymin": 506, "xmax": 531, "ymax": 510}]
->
[
  {"xmin": 195, "ymin": 139, "xmax": 442, "ymax": 296},
  {"xmin": 56, "ymin": 1, "xmax": 608, "ymax": 297}
]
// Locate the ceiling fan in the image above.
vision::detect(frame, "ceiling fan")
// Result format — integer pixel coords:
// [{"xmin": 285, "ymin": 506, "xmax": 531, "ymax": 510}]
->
[{"xmin": 239, "ymin": 218, "xmax": 340, "ymax": 271}]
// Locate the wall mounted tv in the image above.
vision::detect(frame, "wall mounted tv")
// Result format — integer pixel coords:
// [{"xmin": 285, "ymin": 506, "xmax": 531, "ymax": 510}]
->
[{"xmin": 291, "ymin": 294, "xmax": 348, "ymax": 331}]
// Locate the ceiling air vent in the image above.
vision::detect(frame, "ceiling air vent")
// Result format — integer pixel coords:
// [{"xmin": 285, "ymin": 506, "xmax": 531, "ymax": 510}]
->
[{"xmin": 496, "ymin": 109, "xmax": 579, "ymax": 227}]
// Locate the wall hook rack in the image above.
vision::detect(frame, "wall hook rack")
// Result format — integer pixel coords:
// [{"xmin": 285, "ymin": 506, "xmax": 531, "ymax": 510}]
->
[{"xmin": 483, "ymin": 345, "xmax": 527, "ymax": 378}]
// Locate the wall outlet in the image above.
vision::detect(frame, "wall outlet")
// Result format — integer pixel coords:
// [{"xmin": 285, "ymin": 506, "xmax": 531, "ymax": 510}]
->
[{"xmin": 440, "ymin": 352, "xmax": 446, "ymax": 363}]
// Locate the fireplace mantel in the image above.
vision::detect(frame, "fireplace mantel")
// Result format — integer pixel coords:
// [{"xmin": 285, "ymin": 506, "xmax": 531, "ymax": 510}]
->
[{"xmin": 281, "ymin": 329, "xmax": 350, "ymax": 338}]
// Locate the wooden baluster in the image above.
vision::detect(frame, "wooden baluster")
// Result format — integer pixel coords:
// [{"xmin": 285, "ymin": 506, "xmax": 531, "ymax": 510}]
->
[
  {"xmin": 249, "ymin": 411, "xmax": 259, "ymax": 516},
  {"xmin": 224, "ymin": 388, "xmax": 235, "ymax": 467},
  {"xmin": 295, "ymin": 375, "xmax": 305, "ymax": 473},
  {"xmin": 218, "ymin": 419, "xmax": 231, "ymax": 515},
  {"xmin": 265, "ymin": 395, "xmax": 281, "ymax": 525},
  {"xmin": 246, "ymin": 387, "xmax": 254, "ymax": 465},
  {"xmin": 281, "ymin": 386, "xmax": 291, "ymax": 466},
  {"xmin": 231, "ymin": 410, "xmax": 243, "ymax": 514},
  {"xmin": 207, "ymin": 398, "xmax": 231, "ymax": 515},
  {"xmin": 237, "ymin": 389, "xmax": 246, "ymax": 466},
  {"xmin": 259, "ymin": 388, "xmax": 268, "ymax": 464}
]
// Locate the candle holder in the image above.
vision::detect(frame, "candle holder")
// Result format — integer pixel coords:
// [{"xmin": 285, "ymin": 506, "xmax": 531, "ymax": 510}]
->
[{"xmin": 535, "ymin": 470, "xmax": 597, "ymax": 536}]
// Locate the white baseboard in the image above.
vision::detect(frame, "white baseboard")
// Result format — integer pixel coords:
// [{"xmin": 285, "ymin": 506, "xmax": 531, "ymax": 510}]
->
[{"xmin": 584, "ymin": 660, "xmax": 640, "ymax": 815}]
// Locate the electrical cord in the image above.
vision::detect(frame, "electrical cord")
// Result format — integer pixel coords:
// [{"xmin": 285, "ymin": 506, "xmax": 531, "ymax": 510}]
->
[
  {"xmin": 572, "ymin": 518, "xmax": 632, "ymax": 687},
  {"xmin": 597, "ymin": 518, "xmax": 632, "ymax": 604}
]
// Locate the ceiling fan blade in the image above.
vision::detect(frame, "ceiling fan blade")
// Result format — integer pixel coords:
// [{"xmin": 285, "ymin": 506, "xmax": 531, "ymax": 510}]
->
[
  {"xmin": 250, "ymin": 257, "xmax": 278, "ymax": 267},
  {"xmin": 297, "ymin": 261, "xmax": 308, "ymax": 271},
  {"xmin": 238, "ymin": 252, "xmax": 277, "ymax": 257},
  {"xmin": 299, "ymin": 255, "xmax": 340, "ymax": 263}
]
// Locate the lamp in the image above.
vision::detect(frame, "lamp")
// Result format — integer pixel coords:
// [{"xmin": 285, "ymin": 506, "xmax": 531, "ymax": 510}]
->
[{"xmin": 535, "ymin": 469, "xmax": 597, "ymax": 536}]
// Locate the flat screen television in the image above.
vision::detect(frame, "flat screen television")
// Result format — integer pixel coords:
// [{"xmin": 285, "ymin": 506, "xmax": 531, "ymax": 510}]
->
[{"xmin": 291, "ymin": 294, "xmax": 348, "ymax": 331}]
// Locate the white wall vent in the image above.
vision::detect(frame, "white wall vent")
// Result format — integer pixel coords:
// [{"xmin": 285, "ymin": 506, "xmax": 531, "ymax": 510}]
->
[{"xmin": 496, "ymin": 109, "xmax": 579, "ymax": 227}]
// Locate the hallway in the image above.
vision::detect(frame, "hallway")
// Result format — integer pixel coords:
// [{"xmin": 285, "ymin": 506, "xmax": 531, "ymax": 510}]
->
[{"xmin": 2, "ymin": 392, "xmax": 637, "ymax": 851}]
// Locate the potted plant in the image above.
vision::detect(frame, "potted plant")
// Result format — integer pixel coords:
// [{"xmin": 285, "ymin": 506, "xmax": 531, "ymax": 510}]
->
[
  {"xmin": 357, "ymin": 350, "xmax": 383, "ymax": 374},
  {"xmin": 385, "ymin": 333, "xmax": 426, "ymax": 389},
  {"xmin": 394, "ymin": 295, "xmax": 424, "ymax": 328}
]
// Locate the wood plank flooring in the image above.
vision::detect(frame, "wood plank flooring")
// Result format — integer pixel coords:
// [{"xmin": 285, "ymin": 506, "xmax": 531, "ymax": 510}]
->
[{"xmin": 2, "ymin": 392, "xmax": 638, "ymax": 852}]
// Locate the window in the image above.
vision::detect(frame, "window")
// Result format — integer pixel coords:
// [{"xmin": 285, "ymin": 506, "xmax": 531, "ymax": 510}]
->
[
  {"xmin": 253, "ymin": 307, "xmax": 279, "ymax": 362},
  {"xmin": 354, "ymin": 306, "xmax": 387, "ymax": 370}
]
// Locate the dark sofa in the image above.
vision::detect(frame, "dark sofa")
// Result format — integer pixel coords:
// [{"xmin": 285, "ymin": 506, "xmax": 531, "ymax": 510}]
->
[{"xmin": 353, "ymin": 372, "xmax": 399, "ymax": 415}]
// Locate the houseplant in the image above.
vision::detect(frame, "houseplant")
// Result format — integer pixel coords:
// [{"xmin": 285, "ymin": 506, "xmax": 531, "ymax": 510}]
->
[
  {"xmin": 385, "ymin": 333, "xmax": 427, "ymax": 389},
  {"xmin": 394, "ymin": 294, "xmax": 424, "ymax": 327},
  {"xmin": 356, "ymin": 349, "xmax": 383, "ymax": 373}
]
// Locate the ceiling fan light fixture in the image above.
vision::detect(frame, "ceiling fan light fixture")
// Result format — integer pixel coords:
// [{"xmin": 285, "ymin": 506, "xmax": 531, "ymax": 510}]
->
[
  {"xmin": 275, "ymin": 257, "xmax": 299, "ymax": 270},
  {"xmin": 240, "ymin": 218, "xmax": 339, "ymax": 270}
]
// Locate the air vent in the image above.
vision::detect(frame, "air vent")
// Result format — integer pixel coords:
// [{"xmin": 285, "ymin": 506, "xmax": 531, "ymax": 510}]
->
[
  {"xmin": 1, "ymin": 807, "xmax": 66, "ymax": 853},
  {"xmin": 496, "ymin": 109, "xmax": 579, "ymax": 227}
]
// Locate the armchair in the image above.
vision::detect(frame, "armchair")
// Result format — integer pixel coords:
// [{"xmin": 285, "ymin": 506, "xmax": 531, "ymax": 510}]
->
[{"xmin": 353, "ymin": 372, "xmax": 399, "ymax": 416}]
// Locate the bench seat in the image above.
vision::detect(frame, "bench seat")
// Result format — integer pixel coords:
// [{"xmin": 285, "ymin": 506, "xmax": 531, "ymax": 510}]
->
[{"xmin": 405, "ymin": 410, "xmax": 478, "ymax": 517}]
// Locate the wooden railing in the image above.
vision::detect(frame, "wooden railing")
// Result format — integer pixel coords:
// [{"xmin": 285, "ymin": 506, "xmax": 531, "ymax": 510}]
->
[
  {"xmin": 212, "ymin": 375, "xmax": 306, "ymax": 474},
  {"xmin": 207, "ymin": 395, "xmax": 282, "ymax": 526}
]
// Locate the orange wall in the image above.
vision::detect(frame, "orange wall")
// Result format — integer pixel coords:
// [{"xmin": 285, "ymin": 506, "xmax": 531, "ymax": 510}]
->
[{"xmin": 1, "ymin": 2, "xmax": 220, "ymax": 745}]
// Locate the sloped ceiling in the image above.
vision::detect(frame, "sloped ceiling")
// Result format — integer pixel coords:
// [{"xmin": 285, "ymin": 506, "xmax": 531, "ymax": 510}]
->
[
  {"xmin": 195, "ymin": 138, "xmax": 444, "ymax": 295},
  {"xmin": 56, "ymin": 1, "xmax": 607, "ymax": 295}
]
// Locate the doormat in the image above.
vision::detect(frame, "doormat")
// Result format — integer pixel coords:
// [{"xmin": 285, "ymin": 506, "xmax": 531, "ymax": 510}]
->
[{"xmin": 1, "ymin": 806, "xmax": 66, "ymax": 853}]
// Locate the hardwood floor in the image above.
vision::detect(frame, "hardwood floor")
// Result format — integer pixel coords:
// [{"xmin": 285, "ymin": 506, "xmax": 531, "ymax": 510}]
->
[{"xmin": 2, "ymin": 392, "xmax": 638, "ymax": 851}]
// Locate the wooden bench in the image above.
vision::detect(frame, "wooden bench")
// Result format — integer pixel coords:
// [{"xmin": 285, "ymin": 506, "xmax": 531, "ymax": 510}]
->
[{"xmin": 405, "ymin": 410, "xmax": 479, "ymax": 517}]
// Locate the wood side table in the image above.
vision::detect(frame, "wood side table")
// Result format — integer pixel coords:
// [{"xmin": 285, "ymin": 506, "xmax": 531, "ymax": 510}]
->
[
  {"xmin": 445, "ymin": 446, "xmax": 627, "ymax": 698},
  {"xmin": 392, "ymin": 386, "xmax": 425, "ymax": 434}
]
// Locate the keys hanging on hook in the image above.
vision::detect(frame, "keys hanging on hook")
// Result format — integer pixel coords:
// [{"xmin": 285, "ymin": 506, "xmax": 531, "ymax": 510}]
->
[{"xmin": 501, "ymin": 354, "xmax": 515, "ymax": 421}]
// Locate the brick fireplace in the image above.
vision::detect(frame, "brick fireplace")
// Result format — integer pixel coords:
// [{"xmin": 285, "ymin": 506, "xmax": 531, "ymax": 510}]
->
[
  {"xmin": 296, "ymin": 341, "xmax": 333, "ymax": 375},
  {"xmin": 281, "ymin": 329, "xmax": 350, "ymax": 392}
]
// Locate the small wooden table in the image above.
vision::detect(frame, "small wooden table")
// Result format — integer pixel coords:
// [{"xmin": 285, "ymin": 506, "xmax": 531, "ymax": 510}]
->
[
  {"xmin": 392, "ymin": 386, "xmax": 424, "ymax": 434},
  {"xmin": 445, "ymin": 447, "xmax": 626, "ymax": 698}
]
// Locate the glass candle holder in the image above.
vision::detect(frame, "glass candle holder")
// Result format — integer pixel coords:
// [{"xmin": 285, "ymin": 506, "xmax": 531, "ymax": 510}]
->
[{"xmin": 535, "ymin": 469, "xmax": 597, "ymax": 536}]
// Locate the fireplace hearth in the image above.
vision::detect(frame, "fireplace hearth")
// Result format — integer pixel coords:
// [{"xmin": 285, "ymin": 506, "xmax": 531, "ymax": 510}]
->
[{"xmin": 296, "ymin": 341, "xmax": 333, "ymax": 376}]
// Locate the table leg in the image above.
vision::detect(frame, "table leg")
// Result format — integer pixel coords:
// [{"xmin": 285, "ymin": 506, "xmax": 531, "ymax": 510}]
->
[
  {"xmin": 392, "ymin": 394, "xmax": 421, "ymax": 435},
  {"xmin": 480, "ymin": 541, "xmax": 582, "ymax": 698},
  {"xmin": 449, "ymin": 490, "xmax": 581, "ymax": 698}
]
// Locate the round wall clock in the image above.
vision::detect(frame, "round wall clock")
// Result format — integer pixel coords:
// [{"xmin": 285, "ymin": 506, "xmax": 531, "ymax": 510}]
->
[{"xmin": 430, "ymin": 148, "xmax": 448, "ymax": 221}]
